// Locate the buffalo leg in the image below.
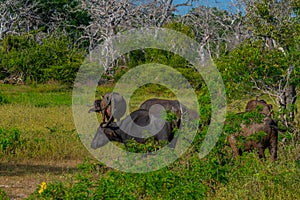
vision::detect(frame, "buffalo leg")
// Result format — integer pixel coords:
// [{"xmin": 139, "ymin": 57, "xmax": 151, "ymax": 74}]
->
[
  {"xmin": 101, "ymin": 111, "xmax": 106, "ymax": 123},
  {"xmin": 104, "ymin": 111, "xmax": 110, "ymax": 122},
  {"xmin": 102, "ymin": 115, "xmax": 115, "ymax": 127},
  {"xmin": 102, "ymin": 106, "xmax": 113, "ymax": 127},
  {"xmin": 228, "ymin": 135, "xmax": 241, "ymax": 157},
  {"xmin": 269, "ymin": 133, "xmax": 278, "ymax": 161},
  {"xmin": 256, "ymin": 144, "xmax": 266, "ymax": 159}
]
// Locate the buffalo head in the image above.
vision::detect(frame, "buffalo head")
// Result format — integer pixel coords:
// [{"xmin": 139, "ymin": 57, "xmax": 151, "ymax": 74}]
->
[
  {"xmin": 245, "ymin": 99, "xmax": 273, "ymax": 117},
  {"xmin": 91, "ymin": 123, "xmax": 120, "ymax": 149}
]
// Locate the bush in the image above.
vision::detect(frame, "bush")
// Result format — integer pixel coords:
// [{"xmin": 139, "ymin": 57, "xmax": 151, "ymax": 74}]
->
[
  {"xmin": 0, "ymin": 93, "xmax": 9, "ymax": 105},
  {"xmin": 0, "ymin": 189, "xmax": 9, "ymax": 200},
  {"xmin": 29, "ymin": 161, "xmax": 210, "ymax": 199},
  {"xmin": 29, "ymin": 182, "xmax": 67, "ymax": 200},
  {"xmin": 0, "ymin": 127, "xmax": 24, "ymax": 154},
  {"xmin": 0, "ymin": 34, "xmax": 85, "ymax": 85}
]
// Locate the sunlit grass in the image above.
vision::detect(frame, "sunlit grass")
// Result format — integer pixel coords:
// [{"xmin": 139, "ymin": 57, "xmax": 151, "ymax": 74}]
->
[
  {"xmin": 0, "ymin": 84, "xmax": 71, "ymax": 106},
  {"xmin": 210, "ymin": 152, "xmax": 300, "ymax": 200},
  {"xmin": 0, "ymin": 104, "xmax": 89, "ymax": 161}
]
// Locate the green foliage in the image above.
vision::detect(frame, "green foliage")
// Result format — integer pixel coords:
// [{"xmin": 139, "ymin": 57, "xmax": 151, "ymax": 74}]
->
[
  {"xmin": 29, "ymin": 158, "xmax": 211, "ymax": 199},
  {"xmin": 0, "ymin": 189, "xmax": 9, "ymax": 200},
  {"xmin": 212, "ymin": 154, "xmax": 300, "ymax": 199},
  {"xmin": 0, "ymin": 34, "xmax": 85, "ymax": 84},
  {"xmin": 164, "ymin": 22, "xmax": 195, "ymax": 39},
  {"xmin": 35, "ymin": 0, "xmax": 91, "ymax": 41},
  {"xmin": 92, "ymin": 168, "xmax": 208, "ymax": 199},
  {"xmin": 0, "ymin": 93, "xmax": 9, "ymax": 105},
  {"xmin": 123, "ymin": 49, "xmax": 200, "ymax": 85},
  {"xmin": 161, "ymin": 110, "xmax": 178, "ymax": 122},
  {"xmin": 77, "ymin": 158, "xmax": 107, "ymax": 174},
  {"xmin": 225, "ymin": 106, "xmax": 266, "ymax": 132},
  {"xmin": 215, "ymin": 40, "xmax": 299, "ymax": 100},
  {"xmin": 245, "ymin": 0, "xmax": 300, "ymax": 50},
  {"xmin": 223, "ymin": 107, "xmax": 267, "ymax": 150},
  {"xmin": 0, "ymin": 127, "xmax": 24, "ymax": 154},
  {"xmin": 0, "ymin": 84, "xmax": 71, "ymax": 106},
  {"xmin": 35, "ymin": 182, "xmax": 67, "ymax": 200},
  {"xmin": 125, "ymin": 138, "xmax": 169, "ymax": 153},
  {"xmin": 197, "ymin": 90, "xmax": 212, "ymax": 127},
  {"xmin": 245, "ymin": 131, "xmax": 267, "ymax": 142},
  {"xmin": 27, "ymin": 131, "xmax": 300, "ymax": 200}
]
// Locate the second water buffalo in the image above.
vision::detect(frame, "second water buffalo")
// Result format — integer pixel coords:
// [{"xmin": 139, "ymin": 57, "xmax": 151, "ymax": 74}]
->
[
  {"xmin": 228, "ymin": 116, "xmax": 278, "ymax": 160},
  {"xmin": 91, "ymin": 109, "xmax": 176, "ymax": 149},
  {"xmin": 245, "ymin": 99, "xmax": 273, "ymax": 117},
  {"xmin": 139, "ymin": 98, "xmax": 199, "ymax": 128}
]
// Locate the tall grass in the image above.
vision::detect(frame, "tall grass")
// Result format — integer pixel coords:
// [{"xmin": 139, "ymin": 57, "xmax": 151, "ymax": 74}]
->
[
  {"xmin": 0, "ymin": 104, "xmax": 88, "ymax": 161},
  {"xmin": 210, "ymin": 153, "xmax": 300, "ymax": 199},
  {"xmin": 0, "ymin": 84, "xmax": 89, "ymax": 161}
]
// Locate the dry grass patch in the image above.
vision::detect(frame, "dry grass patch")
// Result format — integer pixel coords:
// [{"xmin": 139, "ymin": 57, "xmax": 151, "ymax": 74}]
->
[{"xmin": 0, "ymin": 104, "xmax": 89, "ymax": 161}]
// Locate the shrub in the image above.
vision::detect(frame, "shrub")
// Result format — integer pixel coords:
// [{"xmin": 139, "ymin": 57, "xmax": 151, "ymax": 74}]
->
[
  {"xmin": 0, "ymin": 189, "xmax": 9, "ymax": 200},
  {"xmin": 0, "ymin": 127, "xmax": 24, "ymax": 154},
  {"xmin": 0, "ymin": 93, "xmax": 9, "ymax": 105},
  {"xmin": 0, "ymin": 34, "xmax": 85, "ymax": 85}
]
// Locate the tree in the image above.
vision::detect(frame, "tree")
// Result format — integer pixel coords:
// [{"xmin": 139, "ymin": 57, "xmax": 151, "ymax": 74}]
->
[
  {"xmin": 0, "ymin": 0, "xmax": 90, "ymax": 42},
  {"xmin": 78, "ymin": 0, "xmax": 196, "ymax": 72},
  {"xmin": 241, "ymin": 0, "xmax": 300, "ymax": 126},
  {"xmin": 0, "ymin": 0, "xmax": 40, "ymax": 39},
  {"xmin": 181, "ymin": 3, "xmax": 246, "ymax": 60}
]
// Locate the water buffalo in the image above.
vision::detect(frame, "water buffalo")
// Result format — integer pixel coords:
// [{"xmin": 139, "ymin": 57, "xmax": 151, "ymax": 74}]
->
[
  {"xmin": 89, "ymin": 92, "xmax": 126, "ymax": 127},
  {"xmin": 228, "ymin": 117, "xmax": 278, "ymax": 160},
  {"xmin": 245, "ymin": 99, "xmax": 273, "ymax": 117},
  {"xmin": 91, "ymin": 109, "xmax": 176, "ymax": 149},
  {"xmin": 139, "ymin": 98, "xmax": 199, "ymax": 128}
]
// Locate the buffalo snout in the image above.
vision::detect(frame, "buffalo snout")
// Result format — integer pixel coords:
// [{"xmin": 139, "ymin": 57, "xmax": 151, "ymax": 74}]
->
[{"xmin": 91, "ymin": 126, "xmax": 110, "ymax": 149}]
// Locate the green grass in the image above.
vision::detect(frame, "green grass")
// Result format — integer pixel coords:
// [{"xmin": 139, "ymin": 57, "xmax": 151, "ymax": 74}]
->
[
  {"xmin": 0, "ymin": 84, "xmax": 89, "ymax": 161},
  {"xmin": 0, "ymin": 84, "xmax": 72, "ymax": 106},
  {"xmin": 0, "ymin": 189, "xmax": 9, "ymax": 200},
  {"xmin": 0, "ymin": 103, "xmax": 88, "ymax": 161},
  {"xmin": 210, "ymin": 152, "xmax": 300, "ymax": 199}
]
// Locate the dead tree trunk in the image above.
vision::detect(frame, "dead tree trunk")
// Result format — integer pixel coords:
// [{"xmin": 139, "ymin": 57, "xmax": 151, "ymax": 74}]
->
[
  {"xmin": 286, "ymin": 84, "xmax": 297, "ymax": 123},
  {"xmin": 278, "ymin": 84, "xmax": 297, "ymax": 127}
]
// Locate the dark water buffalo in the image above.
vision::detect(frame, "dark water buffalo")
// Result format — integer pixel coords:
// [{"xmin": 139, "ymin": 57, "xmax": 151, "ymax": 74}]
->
[
  {"xmin": 91, "ymin": 109, "xmax": 176, "ymax": 149},
  {"xmin": 245, "ymin": 99, "xmax": 273, "ymax": 117},
  {"xmin": 89, "ymin": 92, "xmax": 126, "ymax": 127},
  {"xmin": 228, "ymin": 117, "xmax": 278, "ymax": 160},
  {"xmin": 139, "ymin": 98, "xmax": 199, "ymax": 128}
]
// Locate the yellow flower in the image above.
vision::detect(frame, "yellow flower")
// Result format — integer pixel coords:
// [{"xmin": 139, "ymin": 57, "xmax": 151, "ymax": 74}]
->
[{"xmin": 38, "ymin": 182, "xmax": 47, "ymax": 194}]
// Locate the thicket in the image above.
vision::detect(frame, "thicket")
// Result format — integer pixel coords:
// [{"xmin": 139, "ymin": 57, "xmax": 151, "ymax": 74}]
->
[
  {"xmin": 0, "ymin": 34, "xmax": 86, "ymax": 84},
  {"xmin": 0, "ymin": 189, "xmax": 9, "ymax": 200}
]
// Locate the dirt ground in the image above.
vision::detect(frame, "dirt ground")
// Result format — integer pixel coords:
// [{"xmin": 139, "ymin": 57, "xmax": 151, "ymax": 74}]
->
[{"xmin": 0, "ymin": 160, "xmax": 81, "ymax": 199}]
